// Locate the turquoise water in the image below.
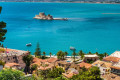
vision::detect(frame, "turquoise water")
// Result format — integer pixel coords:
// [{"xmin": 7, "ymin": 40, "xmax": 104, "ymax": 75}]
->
[{"xmin": 0, "ymin": 2, "xmax": 120, "ymax": 55}]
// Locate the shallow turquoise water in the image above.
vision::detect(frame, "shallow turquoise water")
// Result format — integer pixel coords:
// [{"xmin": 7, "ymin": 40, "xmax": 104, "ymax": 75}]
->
[{"xmin": 0, "ymin": 2, "xmax": 120, "ymax": 55}]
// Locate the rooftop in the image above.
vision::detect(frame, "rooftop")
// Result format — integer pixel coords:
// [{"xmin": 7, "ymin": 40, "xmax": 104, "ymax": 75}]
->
[
  {"xmin": 111, "ymin": 63, "xmax": 120, "ymax": 70},
  {"xmin": 0, "ymin": 48, "xmax": 29, "ymax": 57},
  {"xmin": 77, "ymin": 62, "xmax": 92, "ymax": 69},
  {"xmin": 110, "ymin": 51, "xmax": 120, "ymax": 58},
  {"xmin": 103, "ymin": 56, "xmax": 120, "ymax": 63},
  {"xmin": 92, "ymin": 60, "xmax": 112, "ymax": 68},
  {"xmin": 5, "ymin": 63, "xmax": 20, "ymax": 67}
]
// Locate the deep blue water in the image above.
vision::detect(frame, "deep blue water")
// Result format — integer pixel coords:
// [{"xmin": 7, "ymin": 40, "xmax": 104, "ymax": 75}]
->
[{"xmin": 0, "ymin": 2, "xmax": 120, "ymax": 55}]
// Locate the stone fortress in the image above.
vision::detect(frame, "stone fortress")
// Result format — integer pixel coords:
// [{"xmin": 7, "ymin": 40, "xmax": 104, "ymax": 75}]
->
[
  {"xmin": 34, "ymin": 12, "xmax": 68, "ymax": 20},
  {"xmin": 35, "ymin": 12, "xmax": 53, "ymax": 20}
]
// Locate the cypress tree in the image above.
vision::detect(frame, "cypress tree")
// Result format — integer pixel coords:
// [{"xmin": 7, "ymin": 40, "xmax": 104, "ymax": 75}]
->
[{"xmin": 34, "ymin": 42, "xmax": 41, "ymax": 57}]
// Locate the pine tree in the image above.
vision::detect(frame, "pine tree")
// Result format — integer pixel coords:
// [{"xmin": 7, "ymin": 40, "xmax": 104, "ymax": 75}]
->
[
  {"xmin": 0, "ymin": 7, "xmax": 7, "ymax": 44},
  {"xmin": 34, "ymin": 42, "xmax": 41, "ymax": 57}
]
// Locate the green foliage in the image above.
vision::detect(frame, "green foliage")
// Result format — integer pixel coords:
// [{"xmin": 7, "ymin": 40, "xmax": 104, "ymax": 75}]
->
[
  {"xmin": 0, "ymin": 48, "xmax": 5, "ymax": 53},
  {"xmin": 0, "ymin": 60, "xmax": 5, "ymax": 66},
  {"xmin": 0, "ymin": 7, "xmax": 7, "ymax": 43},
  {"xmin": 38, "ymin": 68, "xmax": 64, "ymax": 79},
  {"xmin": 65, "ymin": 51, "xmax": 68, "ymax": 57},
  {"xmin": 78, "ymin": 50, "xmax": 85, "ymax": 59},
  {"xmin": 70, "ymin": 66, "xmax": 102, "ymax": 80},
  {"xmin": 103, "ymin": 52, "xmax": 108, "ymax": 57},
  {"xmin": 43, "ymin": 52, "xmax": 46, "ymax": 57},
  {"xmin": 47, "ymin": 68, "xmax": 65, "ymax": 78},
  {"xmin": 23, "ymin": 54, "xmax": 33, "ymax": 73},
  {"xmin": 0, "ymin": 68, "xmax": 25, "ymax": 80},
  {"xmin": 50, "ymin": 52, "xmax": 52, "ymax": 57},
  {"xmin": 86, "ymin": 59, "xmax": 94, "ymax": 64},
  {"xmin": 31, "ymin": 64, "xmax": 38, "ymax": 71},
  {"xmin": 97, "ymin": 53, "xmax": 106, "ymax": 60},
  {"xmin": 54, "ymin": 76, "xmax": 67, "ymax": 80},
  {"xmin": 88, "ymin": 51, "xmax": 92, "ymax": 54},
  {"xmin": 57, "ymin": 51, "xmax": 65, "ymax": 60},
  {"xmin": 23, "ymin": 54, "xmax": 33, "ymax": 67},
  {"xmin": 34, "ymin": 42, "xmax": 41, "ymax": 57},
  {"xmin": 72, "ymin": 51, "xmax": 76, "ymax": 62}
]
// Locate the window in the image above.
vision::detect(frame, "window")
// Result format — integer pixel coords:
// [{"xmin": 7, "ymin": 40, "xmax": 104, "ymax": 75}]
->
[{"xmin": 8, "ymin": 58, "xmax": 10, "ymax": 60}]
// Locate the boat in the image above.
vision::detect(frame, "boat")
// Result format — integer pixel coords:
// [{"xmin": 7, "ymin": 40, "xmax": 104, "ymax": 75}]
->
[
  {"xmin": 70, "ymin": 46, "xmax": 76, "ymax": 50},
  {"xmin": 26, "ymin": 43, "xmax": 32, "ymax": 46}
]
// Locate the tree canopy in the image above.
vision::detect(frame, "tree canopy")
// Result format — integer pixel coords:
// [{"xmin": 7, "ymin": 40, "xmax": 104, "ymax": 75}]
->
[
  {"xmin": 70, "ymin": 66, "xmax": 102, "ymax": 80},
  {"xmin": 0, "ymin": 68, "xmax": 24, "ymax": 80},
  {"xmin": 0, "ymin": 7, "xmax": 7, "ymax": 46},
  {"xmin": 23, "ymin": 54, "xmax": 33, "ymax": 74},
  {"xmin": 34, "ymin": 42, "xmax": 41, "ymax": 57}
]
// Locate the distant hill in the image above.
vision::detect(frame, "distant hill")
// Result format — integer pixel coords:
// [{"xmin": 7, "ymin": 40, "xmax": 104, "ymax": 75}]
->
[{"xmin": 0, "ymin": 0, "xmax": 120, "ymax": 3}]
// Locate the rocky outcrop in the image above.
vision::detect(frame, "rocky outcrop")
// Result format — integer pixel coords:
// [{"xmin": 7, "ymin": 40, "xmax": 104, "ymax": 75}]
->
[
  {"xmin": 34, "ymin": 12, "xmax": 68, "ymax": 20},
  {"xmin": 35, "ymin": 12, "xmax": 53, "ymax": 20}
]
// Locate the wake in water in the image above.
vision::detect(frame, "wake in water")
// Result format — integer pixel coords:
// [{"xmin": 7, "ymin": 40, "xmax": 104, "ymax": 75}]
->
[
  {"xmin": 69, "ymin": 18, "xmax": 87, "ymax": 21},
  {"xmin": 102, "ymin": 13, "xmax": 120, "ymax": 14}
]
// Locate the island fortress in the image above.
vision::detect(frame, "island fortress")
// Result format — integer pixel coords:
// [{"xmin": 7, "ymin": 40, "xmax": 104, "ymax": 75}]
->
[{"xmin": 34, "ymin": 12, "xmax": 68, "ymax": 20}]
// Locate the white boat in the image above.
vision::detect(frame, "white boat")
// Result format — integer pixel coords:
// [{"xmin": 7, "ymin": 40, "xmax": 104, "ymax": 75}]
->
[
  {"xmin": 26, "ymin": 43, "xmax": 32, "ymax": 46},
  {"xmin": 70, "ymin": 46, "xmax": 76, "ymax": 50}
]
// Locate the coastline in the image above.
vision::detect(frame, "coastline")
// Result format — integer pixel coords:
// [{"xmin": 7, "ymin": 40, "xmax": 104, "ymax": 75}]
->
[{"xmin": 0, "ymin": 1, "xmax": 120, "ymax": 4}]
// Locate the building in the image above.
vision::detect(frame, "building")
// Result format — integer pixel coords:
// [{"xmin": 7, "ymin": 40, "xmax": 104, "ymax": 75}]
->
[
  {"xmin": 0, "ymin": 48, "xmax": 29, "ymax": 69},
  {"xmin": 92, "ymin": 60, "xmax": 112, "ymax": 74},
  {"xmin": 110, "ymin": 51, "xmax": 120, "ymax": 58},
  {"xmin": 77, "ymin": 62, "xmax": 92, "ymax": 70},
  {"xmin": 103, "ymin": 56, "xmax": 120, "ymax": 63},
  {"xmin": 56, "ymin": 60, "xmax": 71, "ymax": 70},
  {"xmin": 83, "ymin": 54, "xmax": 99, "ymax": 62},
  {"xmin": 111, "ymin": 62, "xmax": 120, "ymax": 75},
  {"xmin": 32, "ymin": 57, "xmax": 58, "ymax": 71},
  {"xmin": 62, "ymin": 68, "xmax": 79, "ymax": 78},
  {"xmin": 4, "ymin": 63, "xmax": 20, "ymax": 69}
]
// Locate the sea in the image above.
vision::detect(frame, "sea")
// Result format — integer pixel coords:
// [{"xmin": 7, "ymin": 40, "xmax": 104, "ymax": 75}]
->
[{"xmin": 0, "ymin": 2, "xmax": 120, "ymax": 55}]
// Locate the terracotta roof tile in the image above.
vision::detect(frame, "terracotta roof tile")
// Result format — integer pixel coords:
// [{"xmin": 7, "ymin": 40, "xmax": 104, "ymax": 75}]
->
[
  {"xmin": 77, "ymin": 62, "xmax": 92, "ymax": 69},
  {"xmin": 5, "ymin": 63, "xmax": 20, "ymax": 67},
  {"xmin": 62, "ymin": 73, "xmax": 74, "ymax": 78},
  {"xmin": 103, "ymin": 56, "xmax": 120, "ymax": 63}
]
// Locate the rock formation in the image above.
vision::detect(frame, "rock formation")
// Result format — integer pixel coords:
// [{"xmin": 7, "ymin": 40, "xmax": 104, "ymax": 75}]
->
[{"xmin": 35, "ymin": 12, "xmax": 53, "ymax": 20}]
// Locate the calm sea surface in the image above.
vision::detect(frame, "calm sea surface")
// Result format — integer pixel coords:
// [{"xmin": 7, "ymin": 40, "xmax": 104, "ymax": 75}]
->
[{"xmin": 0, "ymin": 2, "xmax": 120, "ymax": 55}]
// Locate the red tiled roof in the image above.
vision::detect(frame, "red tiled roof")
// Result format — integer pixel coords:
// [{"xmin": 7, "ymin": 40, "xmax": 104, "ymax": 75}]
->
[
  {"xmin": 47, "ymin": 58, "xmax": 58, "ymax": 63},
  {"xmin": 33, "ymin": 57, "xmax": 57, "ymax": 63},
  {"xmin": 5, "ymin": 63, "xmax": 20, "ymax": 67},
  {"xmin": 103, "ymin": 56, "xmax": 120, "ymax": 63},
  {"xmin": 62, "ymin": 73, "xmax": 74, "ymax": 78},
  {"xmin": 77, "ymin": 62, "xmax": 92, "ymax": 69}
]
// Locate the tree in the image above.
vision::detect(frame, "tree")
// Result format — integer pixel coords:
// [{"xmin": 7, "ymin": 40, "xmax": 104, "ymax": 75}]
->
[
  {"xmin": 54, "ymin": 76, "xmax": 67, "ymax": 80},
  {"xmin": 65, "ymin": 51, "xmax": 68, "ymax": 58},
  {"xmin": 31, "ymin": 64, "xmax": 38, "ymax": 73},
  {"xmin": 88, "ymin": 51, "xmax": 92, "ymax": 54},
  {"xmin": 23, "ymin": 54, "xmax": 33, "ymax": 74},
  {"xmin": 47, "ymin": 68, "xmax": 65, "ymax": 78},
  {"xmin": 104, "ymin": 52, "xmax": 108, "ymax": 57},
  {"xmin": 78, "ymin": 50, "xmax": 84, "ymax": 59},
  {"xmin": 0, "ymin": 7, "xmax": 7, "ymax": 46},
  {"xmin": 72, "ymin": 51, "xmax": 76, "ymax": 62},
  {"xmin": 70, "ymin": 66, "xmax": 102, "ymax": 80},
  {"xmin": 0, "ymin": 68, "xmax": 24, "ymax": 80},
  {"xmin": 34, "ymin": 42, "xmax": 41, "ymax": 57},
  {"xmin": 57, "ymin": 51, "xmax": 65, "ymax": 60},
  {"xmin": 95, "ymin": 52, "xmax": 99, "ymax": 55},
  {"xmin": 50, "ymin": 52, "xmax": 52, "ymax": 58},
  {"xmin": 43, "ymin": 52, "xmax": 46, "ymax": 58}
]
